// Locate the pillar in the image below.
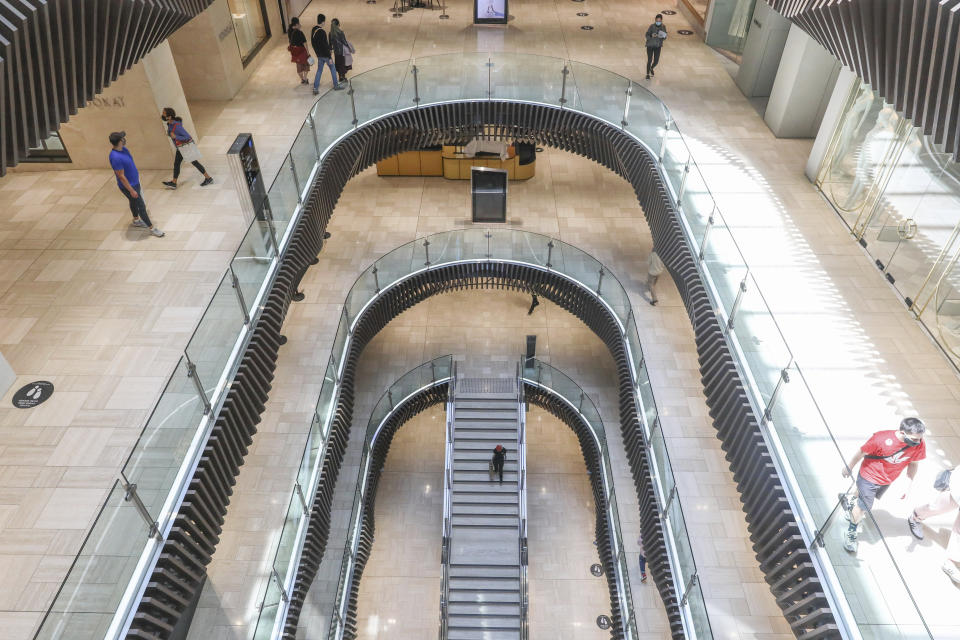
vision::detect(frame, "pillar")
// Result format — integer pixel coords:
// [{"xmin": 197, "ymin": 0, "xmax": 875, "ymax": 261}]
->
[
  {"xmin": 763, "ymin": 24, "xmax": 842, "ymax": 138},
  {"xmin": 735, "ymin": 2, "xmax": 791, "ymax": 98}
]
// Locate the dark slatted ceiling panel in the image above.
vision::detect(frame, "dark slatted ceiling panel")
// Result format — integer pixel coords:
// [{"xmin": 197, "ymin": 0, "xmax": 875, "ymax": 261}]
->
[
  {"xmin": 768, "ymin": 0, "xmax": 960, "ymax": 159},
  {"xmin": 0, "ymin": 0, "xmax": 212, "ymax": 175}
]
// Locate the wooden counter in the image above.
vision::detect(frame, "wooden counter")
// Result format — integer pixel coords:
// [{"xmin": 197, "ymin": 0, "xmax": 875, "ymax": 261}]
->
[{"xmin": 376, "ymin": 146, "xmax": 535, "ymax": 180}]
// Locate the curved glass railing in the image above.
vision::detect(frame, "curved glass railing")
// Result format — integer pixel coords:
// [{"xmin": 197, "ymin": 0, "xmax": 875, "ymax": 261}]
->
[
  {"xmin": 251, "ymin": 227, "xmax": 713, "ymax": 639},
  {"xmin": 36, "ymin": 51, "xmax": 931, "ymax": 640}
]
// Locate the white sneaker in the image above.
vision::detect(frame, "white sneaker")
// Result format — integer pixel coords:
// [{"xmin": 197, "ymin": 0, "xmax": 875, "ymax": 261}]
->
[
  {"xmin": 131, "ymin": 219, "xmax": 148, "ymax": 228},
  {"xmin": 150, "ymin": 227, "xmax": 165, "ymax": 237}
]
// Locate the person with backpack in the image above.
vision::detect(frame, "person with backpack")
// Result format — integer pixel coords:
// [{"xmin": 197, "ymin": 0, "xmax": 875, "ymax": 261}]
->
[
  {"xmin": 491, "ymin": 444, "xmax": 507, "ymax": 484},
  {"xmin": 160, "ymin": 107, "xmax": 213, "ymax": 189},
  {"xmin": 645, "ymin": 14, "xmax": 667, "ymax": 80},
  {"xmin": 840, "ymin": 417, "xmax": 927, "ymax": 553},
  {"xmin": 311, "ymin": 14, "xmax": 341, "ymax": 94},
  {"xmin": 907, "ymin": 466, "xmax": 959, "ymax": 584}
]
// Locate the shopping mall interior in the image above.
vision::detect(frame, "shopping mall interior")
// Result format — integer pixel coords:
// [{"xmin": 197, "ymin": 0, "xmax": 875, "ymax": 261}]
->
[{"xmin": 1, "ymin": 1, "xmax": 959, "ymax": 639}]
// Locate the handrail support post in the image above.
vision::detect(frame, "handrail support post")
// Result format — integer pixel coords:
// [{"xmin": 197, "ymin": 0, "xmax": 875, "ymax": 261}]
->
[
  {"xmin": 122, "ymin": 479, "xmax": 162, "ymax": 541},
  {"xmin": 725, "ymin": 274, "xmax": 749, "ymax": 332}
]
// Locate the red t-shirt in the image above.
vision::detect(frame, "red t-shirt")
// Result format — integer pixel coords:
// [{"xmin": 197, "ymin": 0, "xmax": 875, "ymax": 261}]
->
[{"xmin": 859, "ymin": 430, "xmax": 926, "ymax": 485}]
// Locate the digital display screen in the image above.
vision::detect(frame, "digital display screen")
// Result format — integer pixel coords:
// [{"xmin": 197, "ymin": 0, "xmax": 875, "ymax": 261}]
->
[{"xmin": 474, "ymin": 0, "xmax": 507, "ymax": 24}]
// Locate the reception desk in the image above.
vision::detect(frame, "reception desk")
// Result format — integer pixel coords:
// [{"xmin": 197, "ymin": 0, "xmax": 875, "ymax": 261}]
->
[{"xmin": 376, "ymin": 144, "xmax": 535, "ymax": 180}]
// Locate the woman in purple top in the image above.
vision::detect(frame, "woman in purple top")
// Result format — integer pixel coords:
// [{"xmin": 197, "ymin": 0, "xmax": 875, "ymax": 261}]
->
[{"xmin": 160, "ymin": 107, "xmax": 213, "ymax": 189}]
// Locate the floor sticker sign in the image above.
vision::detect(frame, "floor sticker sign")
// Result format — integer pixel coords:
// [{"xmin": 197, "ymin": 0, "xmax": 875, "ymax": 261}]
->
[{"xmin": 13, "ymin": 381, "xmax": 54, "ymax": 408}]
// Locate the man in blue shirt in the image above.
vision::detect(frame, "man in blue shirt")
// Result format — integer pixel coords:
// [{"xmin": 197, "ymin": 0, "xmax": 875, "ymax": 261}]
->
[{"xmin": 108, "ymin": 131, "xmax": 164, "ymax": 237}]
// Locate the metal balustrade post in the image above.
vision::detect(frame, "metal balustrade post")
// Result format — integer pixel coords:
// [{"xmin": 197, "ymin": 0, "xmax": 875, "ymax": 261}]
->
[
  {"xmin": 295, "ymin": 482, "xmax": 308, "ymax": 510},
  {"xmin": 559, "ymin": 65, "xmax": 569, "ymax": 106},
  {"xmin": 271, "ymin": 567, "xmax": 290, "ymax": 602},
  {"xmin": 262, "ymin": 207, "xmax": 280, "ymax": 255},
  {"xmin": 288, "ymin": 155, "xmax": 302, "ymax": 203},
  {"xmin": 578, "ymin": 392, "xmax": 585, "ymax": 413},
  {"xmin": 424, "ymin": 238, "xmax": 431, "ymax": 266},
  {"xmin": 679, "ymin": 572, "xmax": 698, "ymax": 607},
  {"xmin": 121, "ymin": 478, "xmax": 162, "ymax": 540},
  {"xmin": 677, "ymin": 159, "xmax": 690, "ymax": 200},
  {"xmin": 485, "ymin": 231, "xmax": 492, "ymax": 258},
  {"xmin": 412, "ymin": 65, "xmax": 420, "ymax": 105},
  {"xmin": 430, "ymin": 360, "xmax": 436, "ymax": 382},
  {"xmin": 372, "ymin": 265, "xmax": 380, "ymax": 293},
  {"xmin": 659, "ymin": 116, "xmax": 671, "ymax": 163},
  {"xmin": 388, "ymin": 389, "xmax": 395, "ymax": 409},
  {"xmin": 184, "ymin": 354, "xmax": 212, "ymax": 415},
  {"xmin": 546, "ymin": 240, "xmax": 554, "ymax": 268},
  {"xmin": 307, "ymin": 114, "xmax": 321, "ymax": 158},
  {"xmin": 596, "ymin": 266, "xmax": 605, "ymax": 295},
  {"xmin": 536, "ymin": 364, "xmax": 542, "ymax": 384},
  {"xmin": 762, "ymin": 365, "xmax": 792, "ymax": 424},
  {"xmin": 663, "ymin": 484, "xmax": 677, "ymax": 513},
  {"xmin": 621, "ymin": 82, "xmax": 632, "ymax": 128},
  {"xmin": 487, "ymin": 58, "xmax": 493, "ymax": 99},
  {"xmin": 229, "ymin": 265, "xmax": 250, "ymax": 325},
  {"xmin": 348, "ymin": 80, "xmax": 358, "ymax": 126},
  {"xmin": 725, "ymin": 274, "xmax": 749, "ymax": 332},
  {"xmin": 698, "ymin": 211, "xmax": 715, "ymax": 261},
  {"xmin": 439, "ymin": 0, "xmax": 449, "ymax": 18}
]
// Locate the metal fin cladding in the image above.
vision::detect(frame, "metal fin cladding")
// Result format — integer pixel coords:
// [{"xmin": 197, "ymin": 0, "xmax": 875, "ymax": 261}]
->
[{"xmin": 128, "ymin": 101, "xmax": 838, "ymax": 640}]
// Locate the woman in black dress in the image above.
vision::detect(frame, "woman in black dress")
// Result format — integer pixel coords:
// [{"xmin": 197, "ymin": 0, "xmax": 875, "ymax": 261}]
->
[{"xmin": 329, "ymin": 19, "xmax": 355, "ymax": 83}]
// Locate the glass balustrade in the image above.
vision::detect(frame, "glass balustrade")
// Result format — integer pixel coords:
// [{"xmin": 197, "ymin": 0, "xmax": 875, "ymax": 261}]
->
[{"xmin": 34, "ymin": 52, "xmax": 928, "ymax": 640}]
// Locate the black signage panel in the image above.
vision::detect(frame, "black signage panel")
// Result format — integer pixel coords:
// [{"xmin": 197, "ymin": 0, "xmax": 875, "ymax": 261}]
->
[
  {"xmin": 474, "ymin": 0, "xmax": 507, "ymax": 23},
  {"xmin": 13, "ymin": 381, "xmax": 54, "ymax": 408},
  {"xmin": 228, "ymin": 133, "xmax": 271, "ymax": 221}
]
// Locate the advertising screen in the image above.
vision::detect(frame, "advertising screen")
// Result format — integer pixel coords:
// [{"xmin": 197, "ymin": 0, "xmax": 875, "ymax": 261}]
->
[{"xmin": 474, "ymin": 0, "xmax": 507, "ymax": 24}]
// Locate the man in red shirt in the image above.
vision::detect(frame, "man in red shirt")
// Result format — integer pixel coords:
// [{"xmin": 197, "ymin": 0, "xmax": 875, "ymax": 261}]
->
[{"xmin": 840, "ymin": 417, "xmax": 926, "ymax": 553}]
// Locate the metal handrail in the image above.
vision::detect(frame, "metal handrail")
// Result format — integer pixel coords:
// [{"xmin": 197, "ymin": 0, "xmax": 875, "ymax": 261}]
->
[
  {"xmin": 439, "ymin": 362, "xmax": 456, "ymax": 637},
  {"xmin": 515, "ymin": 362, "xmax": 529, "ymax": 639}
]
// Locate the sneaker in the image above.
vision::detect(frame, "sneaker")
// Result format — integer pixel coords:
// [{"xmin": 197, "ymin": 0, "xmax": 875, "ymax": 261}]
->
[
  {"xmin": 645, "ymin": 74, "xmax": 651, "ymax": 80},
  {"xmin": 651, "ymin": 69, "xmax": 655, "ymax": 76},
  {"xmin": 200, "ymin": 177, "xmax": 214, "ymax": 187},
  {"xmin": 313, "ymin": 88, "xmax": 319, "ymax": 95},
  {"xmin": 907, "ymin": 514, "xmax": 924, "ymax": 540},
  {"xmin": 300, "ymin": 79, "xmax": 308, "ymax": 85},
  {"xmin": 150, "ymin": 227, "xmax": 165, "ymax": 238},
  {"xmin": 333, "ymin": 84, "xmax": 345, "ymax": 91},
  {"xmin": 943, "ymin": 562, "xmax": 960, "ymax": 585},
  {"xmin": 640, "ymin": 572, "xmax": 647, "ymax": 583},
  {"xmin": 131, "ymin": 219, "xmax": 148, "ymax": 228},
  {"xmin": 162, "ymin": 181, "xmax": 177, "ymax": 190},
  {"xmin": 843, "ymin": 528, "xmax": 859, "ymax": 553}
]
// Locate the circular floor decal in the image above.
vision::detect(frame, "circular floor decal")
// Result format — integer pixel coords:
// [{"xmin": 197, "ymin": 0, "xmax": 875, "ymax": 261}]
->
[
  {"xmin": 576, "ymin": 12, "xmax": 589, "ymax": 16},
  {"xmin": 590, "ymin": 563, "xmax": 603, "ymax": 576},
  {"xmin": 581, "ymin": 25, "xmax": 594, "ymax": 30},
  {"xmin": 13, "ymin": 381, "xmax": 54, "ymax": 409},
  {"xmin": 597, "ymin": 615, "xmax": 612, "ymax": 629},
  {"xmin": 661, "ymin": 9, "xmax": 677, "ymax": 14},
  {"xmin": 678, "ymin": 29, "xmax": 694, "ymax": 35},
  {"xmin": 571, "ymin": 0, "xmax": 585, "ymax": 3}
]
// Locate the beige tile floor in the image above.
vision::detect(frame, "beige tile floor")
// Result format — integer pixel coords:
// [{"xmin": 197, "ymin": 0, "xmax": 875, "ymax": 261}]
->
[{"xmin": 1, "ymin": 0, "xmax": 959, "ymax": 637}]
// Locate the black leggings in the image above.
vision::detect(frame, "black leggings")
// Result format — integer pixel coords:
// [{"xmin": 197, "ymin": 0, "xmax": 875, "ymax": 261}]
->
[
  {"xmin": 173, "ymin": 150, "xmax": 206, "ymax": 179},
  {"xmin": 646, "ymin": 46, "xmax": 661, "ymax": 73}
]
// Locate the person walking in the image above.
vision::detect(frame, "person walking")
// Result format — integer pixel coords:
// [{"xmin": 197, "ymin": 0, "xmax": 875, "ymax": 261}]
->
[
  {"xmin": 108, "ymin": 132, "xmax": 164, "ymax": 237},
  {"xmin": 160, "ymin": 108, "xmax": 213, "ymax": 189},
  {"xmin": 311, "ymin": 14, "xmax": 341, "ymax": 94},
  {"xmin": 330, "ymin": 19, "xmax": 355, "ymax": 84},
  {"xmin": 646, "ymin": 249, "xmax": 664, "ymax": 305},
  {"xmin": 645, "ymin": 14, "xmax": 667, "ymax": 80},
  {"xmin": 637, "ymin": 533, "xmax": 647, "ymax": 582},
  {"xmin": 907, "ymin": 467, "xmax": 960, "ymax": 585},
  {"xmin": 491, "ymin": 444, "xmax": 507, "ymax": 484},
  {"xmin": 287, "ymin": 17, "xmax": 310, "ymax": 85},
  {"xmin": 840, "ymin": 417, "xmax": 927, "ymax": 554},
  {"xmin": 528, "ymin": 293, "xmax": 539, "ymax": 315}
]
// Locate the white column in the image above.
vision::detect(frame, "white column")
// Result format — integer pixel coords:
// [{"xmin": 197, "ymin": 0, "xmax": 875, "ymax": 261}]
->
[
  {"xmin": 0, "ymin": 350, "xmax": 14, "ymax": 399},
  {"xmin": 735, "ymin": 2, "xmax": 792, "ymax": 98},
  {"xmin": 805, "ymin": 66, "xmax": 859, "ymax": 181},
  {"xmin": 764, "ymin": 24, "xmax": 842, "ymax": 138}
]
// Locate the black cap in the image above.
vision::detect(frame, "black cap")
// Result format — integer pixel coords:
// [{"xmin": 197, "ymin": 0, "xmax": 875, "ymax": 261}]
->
[{"xmin": 109, "ymin": 131, "xmax": 126, "ymax": 145}]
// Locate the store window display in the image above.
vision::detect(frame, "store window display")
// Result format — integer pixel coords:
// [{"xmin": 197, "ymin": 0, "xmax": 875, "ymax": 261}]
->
[{"xmin": 228, "ymin": 0, "xmax": 270, "ymax": 63}]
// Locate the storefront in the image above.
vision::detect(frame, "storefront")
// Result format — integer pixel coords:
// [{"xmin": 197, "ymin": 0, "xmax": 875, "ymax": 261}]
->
[
  {"xmin": 226, "ymin": 0, "xmax": 271, "ymax": 65},
  {"xmin": 817, "ymin": 81, "xmax": 960, "ymax": 369}
]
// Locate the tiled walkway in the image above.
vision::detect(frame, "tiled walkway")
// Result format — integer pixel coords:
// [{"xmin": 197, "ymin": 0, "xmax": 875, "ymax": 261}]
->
[{"xmin": 0, "ymin": 0, "xmax": 959, "ymax": 637}]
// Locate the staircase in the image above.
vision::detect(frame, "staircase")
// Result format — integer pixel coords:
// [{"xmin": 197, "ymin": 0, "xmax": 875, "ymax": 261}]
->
[{"xmin": 441, "ymin": 376, "xmax": 527, "ymax": 640}]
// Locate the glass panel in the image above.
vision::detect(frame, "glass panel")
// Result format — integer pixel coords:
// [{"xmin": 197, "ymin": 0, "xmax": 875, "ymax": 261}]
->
[
  {"xmin": 121, "ymin": 357, "xmax": 206, "ymax": 521},
  {"xmin": 661, "ymin": 123, "xmax": 689, "ymax": 195},
  {"xmin": 252, "ymin": 571, "xmax": 285, "ymax": 640},
  {"xmin": 729, "ymin": 275, "xmax": 793, "ymax": 408},
  {"xmin": 678, "ymin": 162, "xmax": 715, "ymax": 244},
  {"xmin": 624, "ymin": 86, "xmax": 667, "ymax": 151},
  {"xmin": 648, "ymin": 424, "xmax": 675, "ymax": 503},
  {"xmin": 185, "ymin": 271, "xmax": 247, "ymax": 397},
  {"xmin": 34, "ymin": 481, "xmax": 150, "ymax": 640},
  {"xmin": 267, "ymin": 154, "xmax": 299, "ymax": 233},
  {"xmin": 290, "ymin": 120, "xmax": 320, "ymax": 194},
  {"xmin": 310, "ymin": 89, "xmax": 356, "ymax": 155},
  {"xmin": 273, "ymin": 491, "xmax": 305, "ymax": 578},
  {"xmin": 231, "ymin": 221, "xmax": 276, "ymax": 314},
  {"xmin": 349, "ymin": 60, "xmax": 408, "ymax": 124},
  {"xmin": 700, "ymin": 219, "xmax": 748, "ymax": 318},
  {"xmin": 567, "ymin": 60, "xmax": 630, "ymax": 127},
  {"xmin": 704, "ymin": 0, "xmax": 757, "ymax": 55},
  {"xmin": 489, "ymin": 53, "xmax": 566, "ymax": 105},
  {"xmin": 374, "ymin": 241, "xmax": 416, "ymax": 291},
  {"xmin": 556, "ymin": 240, "xmax": 603, "ymax": 294}
]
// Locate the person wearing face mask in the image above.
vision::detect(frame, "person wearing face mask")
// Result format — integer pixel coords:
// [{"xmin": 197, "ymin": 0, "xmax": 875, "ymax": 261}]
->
[
  {"xmin": 644, "ymin": 14, "xmax": 667, "ymax": 80},
  {"xmin": 840, "ymin": 417, "xmax": 927, "ymax": 553}
]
